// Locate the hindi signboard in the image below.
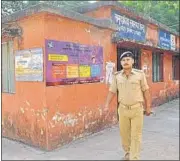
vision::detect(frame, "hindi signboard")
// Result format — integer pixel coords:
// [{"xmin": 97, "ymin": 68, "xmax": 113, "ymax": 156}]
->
[
  {"xmin": 158, "ymin": 29, "xmax": 171, "ymax": 50},
  {"xmin": 111, "ymin": 10, "xmax": 146, "ymax": 42}
]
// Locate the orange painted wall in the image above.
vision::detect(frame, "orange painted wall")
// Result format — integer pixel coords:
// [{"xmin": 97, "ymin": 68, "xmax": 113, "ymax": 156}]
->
[
  {"xmin": 2, "ymin": 12, "xmax": 118, "ymax": 150},
  {"xmin": 44, "ymin": 13, "xmax": 117, "ymax": 150},
  {"xmin": 85, "ymin": 5, "xmax": 147, "ymax": 25},
  {"xmin": 2, "ymin": 13, "xmax": 48, "ymax": 149},
  {"xmin": 146, "ymin": 24, "xmax": 158, "ymax": 46},
  {"xmin": 141, "ymin": 49, "xmax": 179, "ymax": 107}
]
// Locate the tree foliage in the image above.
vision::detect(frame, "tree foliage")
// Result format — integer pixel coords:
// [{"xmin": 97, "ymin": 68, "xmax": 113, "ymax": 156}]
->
[
  {"xmin": 119, "ymin": 1, "xmax": 179, "ymax": 33},
  {"xmin": 1, "ymin": 1, "xmax": 87, "ymax": 16},
  {"xmin": 2, "ymin": 1, "xmax": 179, "ymax": 33}
]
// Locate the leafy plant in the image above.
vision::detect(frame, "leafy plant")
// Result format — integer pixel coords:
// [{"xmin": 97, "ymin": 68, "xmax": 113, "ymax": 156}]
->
[{"xmin": 119, "ymin": 1, "xmax": 179, "ymax": 33}]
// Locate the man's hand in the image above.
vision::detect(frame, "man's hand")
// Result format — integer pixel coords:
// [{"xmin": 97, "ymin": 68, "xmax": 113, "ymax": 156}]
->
[
  {"xmin": 144, "ymin": 108, "xmax": 151, "ymax": 116},
  {"xmin": 104, "ymin": 103, "xmax": 109, "ymax": 112},
  {"xmin": 104, "ymin": 92, "xmax": 115, "ymax": 112},
  {"xmin": 103, "ymin": 91, "xmax": 115, "ymax": 119},
  {"xmin": 103, "ymin": 103, "xmax": 111, "ymax": 120}
]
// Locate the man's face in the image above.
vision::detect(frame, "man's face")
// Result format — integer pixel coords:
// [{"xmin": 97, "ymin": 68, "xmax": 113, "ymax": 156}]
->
[{"xmin": 120, "ymin": 57, "xmax": 134, "ymax": 69}]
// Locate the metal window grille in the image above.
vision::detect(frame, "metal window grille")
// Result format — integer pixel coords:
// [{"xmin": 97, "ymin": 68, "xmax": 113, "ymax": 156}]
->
[
  {"xmin": 152, "ymin": 52, "xmax": 164, "ymax": 82},
  {"xmin": 172, "ymin": 55, "xmax": 180, "ymax": 80}
]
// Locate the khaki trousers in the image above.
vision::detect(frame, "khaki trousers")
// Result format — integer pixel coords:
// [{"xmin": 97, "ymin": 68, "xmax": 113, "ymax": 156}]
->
[{"xmin": 118, "ymin": 103, "xmax": 144, "ymax": 160}]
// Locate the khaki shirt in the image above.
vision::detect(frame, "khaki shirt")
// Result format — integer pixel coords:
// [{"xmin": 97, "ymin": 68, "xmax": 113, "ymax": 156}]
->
[{"xmin": 109, "ymin": 68, "xmax": 149, "ymax": 105}]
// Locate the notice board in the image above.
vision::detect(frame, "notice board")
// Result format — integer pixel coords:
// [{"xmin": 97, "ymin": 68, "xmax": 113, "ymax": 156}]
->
[
  {"xmin": 15, "ymin": 48, "xmax": 43, "ymax": 81},
  {"xmin": 45, "ymin": 40, "xmax": 103, "ymax": 86}
]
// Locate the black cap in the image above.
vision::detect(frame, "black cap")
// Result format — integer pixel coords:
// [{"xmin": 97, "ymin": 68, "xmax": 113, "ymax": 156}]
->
[{"xmin": 120, "ymin": 51, "xmax": 134, "ymax": 61}]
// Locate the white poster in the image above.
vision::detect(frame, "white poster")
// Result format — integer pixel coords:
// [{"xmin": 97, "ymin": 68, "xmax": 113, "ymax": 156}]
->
[
  {"xmin": 105, "ymin": 62, "xmax": 115, "ymax": 84},
  {"xmin": 15, "ymin": 48, "xmax": 43, "ymax": 81},
  {"xmin": 142, "ymin": 65, "xmax": 148, "ymax": 72},
  {"xmin": 170, "ymin": 34, "xmax": 176, "ymax": 51}
]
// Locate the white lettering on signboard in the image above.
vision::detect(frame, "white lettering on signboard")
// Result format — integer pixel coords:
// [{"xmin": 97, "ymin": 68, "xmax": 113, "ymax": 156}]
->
[
  {"xmin": 114, "ymin": 13, "xmax": 145, "ymax": 32},
  {"xmin": 170, "ymin": 34, "xmax": 176, "ymax": 51}
]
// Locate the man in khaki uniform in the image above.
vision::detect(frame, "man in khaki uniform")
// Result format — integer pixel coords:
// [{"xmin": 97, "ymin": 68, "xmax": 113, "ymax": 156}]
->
[{"xmin": 104, "ymin": 51, "xmax": 151, "ymax": 160}]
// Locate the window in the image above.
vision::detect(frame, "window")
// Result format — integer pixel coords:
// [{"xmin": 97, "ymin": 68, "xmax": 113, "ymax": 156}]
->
[
  {"xmin": 152, "ymin": 52, "xmax": 163, "ymax": 82},
  {"xmin": 2, "ymin": 41, "xmax": 15, "ymax": 93},
  {"xmin": 172, "ymin": 55, "xmax": 179, "ymax": 80}
]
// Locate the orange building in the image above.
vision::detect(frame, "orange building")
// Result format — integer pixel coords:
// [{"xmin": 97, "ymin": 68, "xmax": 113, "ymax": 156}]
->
[{"xmin": 2, "ymin": 2, "xmax": 179, "ymax": 150}]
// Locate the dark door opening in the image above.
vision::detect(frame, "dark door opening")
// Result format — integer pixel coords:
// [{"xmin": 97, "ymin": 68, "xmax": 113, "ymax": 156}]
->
[{"xmin": 116, "ymin": 46, "xmax": 141, "ymax": 120}]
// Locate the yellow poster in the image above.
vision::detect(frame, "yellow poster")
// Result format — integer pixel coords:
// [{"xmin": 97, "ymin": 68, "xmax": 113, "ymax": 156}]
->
[
  {"xmin": 48, "ymin": 54, "xmax": 68, "ymax": 61},
  {"xmin": 67, "ymin": 65, "xmax": 79, "ymax": 78},
  {"xmin": 79, "ymin": 65, "xmax": 91, "ymax": 78}
]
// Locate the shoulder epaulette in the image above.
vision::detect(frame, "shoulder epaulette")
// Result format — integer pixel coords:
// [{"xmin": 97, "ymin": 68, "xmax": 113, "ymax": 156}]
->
[
  {"xmin": 133, "ymin": 69, "xmax": 143, "ymax": 73},
  {"xmin": 114, "ymin": 71, "xmax": 120, "ymax": 75}
]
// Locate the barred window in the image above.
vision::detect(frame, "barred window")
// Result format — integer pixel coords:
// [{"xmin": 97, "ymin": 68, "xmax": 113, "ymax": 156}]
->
[
  {"xmin": 152, "ymin": 52, "xmax": 163, "ymax": 82},
  {"xmin": 172, "ymin": 55, "xmax": 179, "ymax": 80}
]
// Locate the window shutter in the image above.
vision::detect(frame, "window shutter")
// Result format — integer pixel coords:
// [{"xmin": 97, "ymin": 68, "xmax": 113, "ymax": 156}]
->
[
  {"xmin": 2, "ymin": 43, "xmax": 9, "ymax": 92},
  {"xmin": 2, "ymin": 41, "xmax": 15, "ymax": 93},
  {"xmin": 8, "ymin": 41, "xmax": 15, "ymax": 93},
  {"xmin": 160, "ymin": 53, "xmax": 164, "ymax": 81}
]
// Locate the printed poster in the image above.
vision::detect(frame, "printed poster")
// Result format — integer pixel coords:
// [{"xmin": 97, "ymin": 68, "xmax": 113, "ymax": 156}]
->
[
  {"xmin": 170, "ymin": 34, "xmax": 176, "ymax": 51},
  {"xmin": 105, "ymin": 62, "xmax": 115, "ymax": 84},
  {"xmin": 45, "ymin": 40, "xmax": 103, "ymax": 86},
  {"xmin": 15, "ymin": 48, "xmax": 43, "ymax": 81}
]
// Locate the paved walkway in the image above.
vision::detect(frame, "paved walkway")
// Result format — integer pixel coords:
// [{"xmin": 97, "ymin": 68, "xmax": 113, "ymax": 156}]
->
[{"xmin": 2, "ymin": 99, "xmax": 179, "ymax": 160}]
